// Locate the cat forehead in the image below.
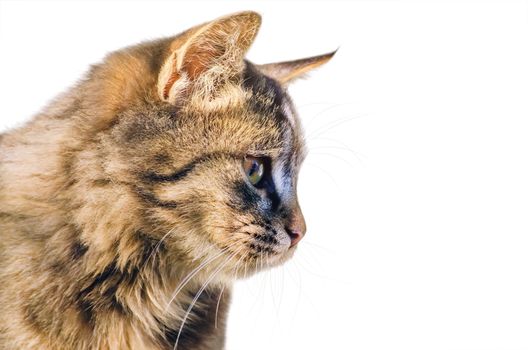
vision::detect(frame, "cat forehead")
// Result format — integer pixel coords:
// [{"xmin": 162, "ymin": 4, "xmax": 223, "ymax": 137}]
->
[
  {"xmin": 177, "ymin": 61, "xmax": 301, "ymax": 150},
  {"xmin": 184, "ymin": 61, "xmax": 296, "ymax": 127},
  {"xmin": 240, "ymin": 63, "xmax": 304, "ymax": 158},
  {"xmin": 242, "ymin": 62, "xmax": 298, "ymax": 129},
  {"xmin": 115, "ymin": 60, "xmax": 304, "ymax": 161}
]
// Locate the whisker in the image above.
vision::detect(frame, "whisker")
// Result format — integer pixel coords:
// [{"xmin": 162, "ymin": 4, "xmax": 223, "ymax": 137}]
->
[
  {"xmin": 308, "ymin": 151, "xmax": 358, "ymax": 169},
  {"xmin": 302, "ymin": 240, "xmax": 335, "ymax": 255},
  {"xmin": 304, "ymin": 102, "xmax": 358, "ymax": 127},
  {"xmin": 164, "ymin": 248, "xmax": 228, "ymax": 312},
  {"xmin": 294, "ymin": 254, "xmax": 345, "ymax": 284},
  {"xmin": 243, "ymin": 255, "xmax": 249, "ymax": 280},
  {"xmin": 143, "ymin": 225, "xmax": 177, "ymax": 274},
  {"xmin": 309, "ymin": 144, "xmax": 357, "ymax": 154},
  {"xmin": 173, "ymin": 248, "xmax": 242, "ymax": 349},
  {"xmin": 233, "ymin": 251, "xmax": 248, "ymax": 280},
  {"xmin": 291, "ymin": 261, "xmax": 323, "ymax": 319},
  {"xmin": 307, "ymin": 115, "xmax": 364, "ymax": 140},
  {"xmin": 309, "ymin": 136, "xmax": 360, "ymax": 154},
  {"xmin": 267, "ymin": 253, "xmax": 279, "ymax": 319},
  {"xmin": 216, "ymin": 250, "xmax": 248, "ymax": 328},
  {"xmin": 277, "ymin": 263, "xmax": 285, "ymax": 319},
  {"xmin": 304, "ymin": 162, "xmax": 341, "ymax": 189},
  {"xmin": 214, "ymin": 284, "xmax": 225, "ymax": 329},
  {"xmin": 285, "ymin": 263, "xmax": 303, "ymax": 325}
]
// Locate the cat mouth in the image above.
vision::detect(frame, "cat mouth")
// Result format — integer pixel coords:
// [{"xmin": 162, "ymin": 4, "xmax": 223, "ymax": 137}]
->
[
  {"xmin": 221, "ymin": 237, "xmax": 297, "ymax": 280},
  {"xmin": 248, "ymin": 239, "xmax": 296, "ymax": 263}
]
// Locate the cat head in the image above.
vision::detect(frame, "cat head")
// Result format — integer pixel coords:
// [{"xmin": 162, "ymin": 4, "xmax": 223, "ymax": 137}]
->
[{"xmin": 86, "ymin": 11, "xmax": 334, "ymax": 281}]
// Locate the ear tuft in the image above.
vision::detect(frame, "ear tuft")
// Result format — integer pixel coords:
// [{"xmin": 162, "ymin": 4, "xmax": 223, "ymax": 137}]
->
[
  {"xmin": 158, "ymin": 11, "xmax": 262, "ymax": 104},
  {"xmin": 257, "ymin": 49, "xmax": 337, "ymax": 85}
]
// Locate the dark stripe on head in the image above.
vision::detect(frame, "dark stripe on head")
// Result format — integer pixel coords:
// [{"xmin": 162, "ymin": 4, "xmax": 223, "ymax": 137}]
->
[
  {"xmin": 141, "ymin": 152, "xmax": 210, "ymax": 183},
  {"xmin": 139, "ymin": 152, "xmax": 244, "ymax": 209},
  {"xmin": 142, "ymin": 162, "xmax": 195, "ymax": 183},
  {"xmin": 281, "ymin": 145, "xmax": 295, "ymax": 185},
  {"xmin": 242, "ymin": 61, "xmax": 287, "ymax": 124},
  {"xmin": 134, "ymin": 186, "xmax": 179, "ymax": 208},
  {"xmin": 141, "ymin": 151, "xmax": 241, "ymax": 184}
]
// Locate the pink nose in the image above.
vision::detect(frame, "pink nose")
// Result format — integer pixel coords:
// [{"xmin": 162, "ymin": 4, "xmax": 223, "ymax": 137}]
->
[
  {"xmin": 286, "ymin": 206, "xmax": 306, "ymax": 247},
  {"xmin": 287, "ymin": 228, "xmax": 304, "ymax": 247}
]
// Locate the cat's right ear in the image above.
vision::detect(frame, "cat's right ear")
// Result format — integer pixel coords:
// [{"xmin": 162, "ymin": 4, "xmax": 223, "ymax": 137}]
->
[
  {"xmin": 157, "ymin": 11, "xmax": 261, "ymax": 104},
  {"xmin": 256, "ymin": 50, "xmax": 337, "ymax": 85}
]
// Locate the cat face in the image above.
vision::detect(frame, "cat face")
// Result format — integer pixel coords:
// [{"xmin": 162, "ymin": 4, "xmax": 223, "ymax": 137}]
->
[
  {"xmin": 96, "ymin": 12, "xmax": 334, "ymax": 281},
  {"xmin": 110, "ymin": 66, "xmax": 305, "ymax": 278}
]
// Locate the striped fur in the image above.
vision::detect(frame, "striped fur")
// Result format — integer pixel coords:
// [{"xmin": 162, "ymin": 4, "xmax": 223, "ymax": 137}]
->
[{"xmin": 0, "ymin": 11, "xmax": 333, "ymax": 350}]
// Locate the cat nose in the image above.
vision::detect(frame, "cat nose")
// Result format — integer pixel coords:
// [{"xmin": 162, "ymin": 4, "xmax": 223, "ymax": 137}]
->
[{"xmin": 285, "ymin": 205, "xmax": 306, "ymax": 247}]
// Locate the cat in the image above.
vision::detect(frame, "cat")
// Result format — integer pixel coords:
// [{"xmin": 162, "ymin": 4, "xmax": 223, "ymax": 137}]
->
[{"xmin": 0, "ymin": 11, "xmax": 334, "ymax": 350}]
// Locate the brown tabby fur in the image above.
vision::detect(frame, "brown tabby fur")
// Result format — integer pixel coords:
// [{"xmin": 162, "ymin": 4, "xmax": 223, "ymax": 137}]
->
[{"xmin": 0, "ymin": 11, "xmax": 334, "ymax": 350}]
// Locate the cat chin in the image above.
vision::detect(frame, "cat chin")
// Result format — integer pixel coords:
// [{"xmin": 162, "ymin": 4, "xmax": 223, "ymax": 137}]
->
[{"xmin": 230, "ymin": 247, "xmax": 297, "ymax": 280}]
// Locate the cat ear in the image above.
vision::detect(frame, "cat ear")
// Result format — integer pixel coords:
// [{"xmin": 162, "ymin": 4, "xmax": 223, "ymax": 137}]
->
[
  {"xmin": 158, "ymin": 11, "xmax": 261, "ymax": 103},
  {"xmin": 256, "ymin": 50, "xmax": 337, "ymax": 85}
]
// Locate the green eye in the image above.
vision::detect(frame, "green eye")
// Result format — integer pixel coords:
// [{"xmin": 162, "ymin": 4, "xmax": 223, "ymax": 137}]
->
[{"xmin": 243, "ymin": 156, "xmax": 265, "ymax": 186}]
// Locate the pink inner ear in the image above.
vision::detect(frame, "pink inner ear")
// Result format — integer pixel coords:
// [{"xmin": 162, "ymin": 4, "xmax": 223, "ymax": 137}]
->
[
  {"xmin": 162, "ymin": 42, "xmax": 225, "ymax": 100},
  {"xmin": 160, "ymin": 12, "xmax": 261, "ymax": 102},
  {"xmin": 183, "ymin": 42, "xmax": 226, "ymax": 80},
  {"xmin": 163, "ymin": 70, "xmax": 181, "ymax": 100}
]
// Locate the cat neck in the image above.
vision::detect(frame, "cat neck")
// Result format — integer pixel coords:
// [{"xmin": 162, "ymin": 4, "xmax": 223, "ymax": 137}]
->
[{"xmin": 25, "ymin": 224, "xmax": 232, "ymax": 349}]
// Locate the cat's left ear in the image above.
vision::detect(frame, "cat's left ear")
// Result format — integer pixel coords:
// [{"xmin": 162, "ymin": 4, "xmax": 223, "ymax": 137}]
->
[
  {"xmin": 256, "ymin": 50, "xmax": 337, "ymax": 85},
  {"xmin": 158, "ymin": 11, "xmax": 261, "ymax": 104}
]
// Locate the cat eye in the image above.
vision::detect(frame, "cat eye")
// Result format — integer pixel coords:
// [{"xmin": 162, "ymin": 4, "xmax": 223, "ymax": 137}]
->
[{"xmin": 243, "ymin": 156, "xmax": 265, "ymax": 186}]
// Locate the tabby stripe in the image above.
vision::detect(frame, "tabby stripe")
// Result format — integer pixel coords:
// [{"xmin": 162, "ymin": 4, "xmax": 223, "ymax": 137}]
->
[
  {"xmin": 142, "ymin": 162, "xmax": 196, "ymax": 182},
  {"xmin": 142, "ymin": 152, "xmax": 241, "ymax": 183},
  {"xmin": 134, "ymin": 187, "xmax": 179, "ymax": 208},
  {"xmin": 140, "ymin": 152, "xmax": 244, "ymax": 209}
]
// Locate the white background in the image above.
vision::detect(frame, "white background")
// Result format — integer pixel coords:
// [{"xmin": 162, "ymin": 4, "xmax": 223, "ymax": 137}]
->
[{"xmin": 1, "ymin": 1, "xmax": 528, "ymax": 349}]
